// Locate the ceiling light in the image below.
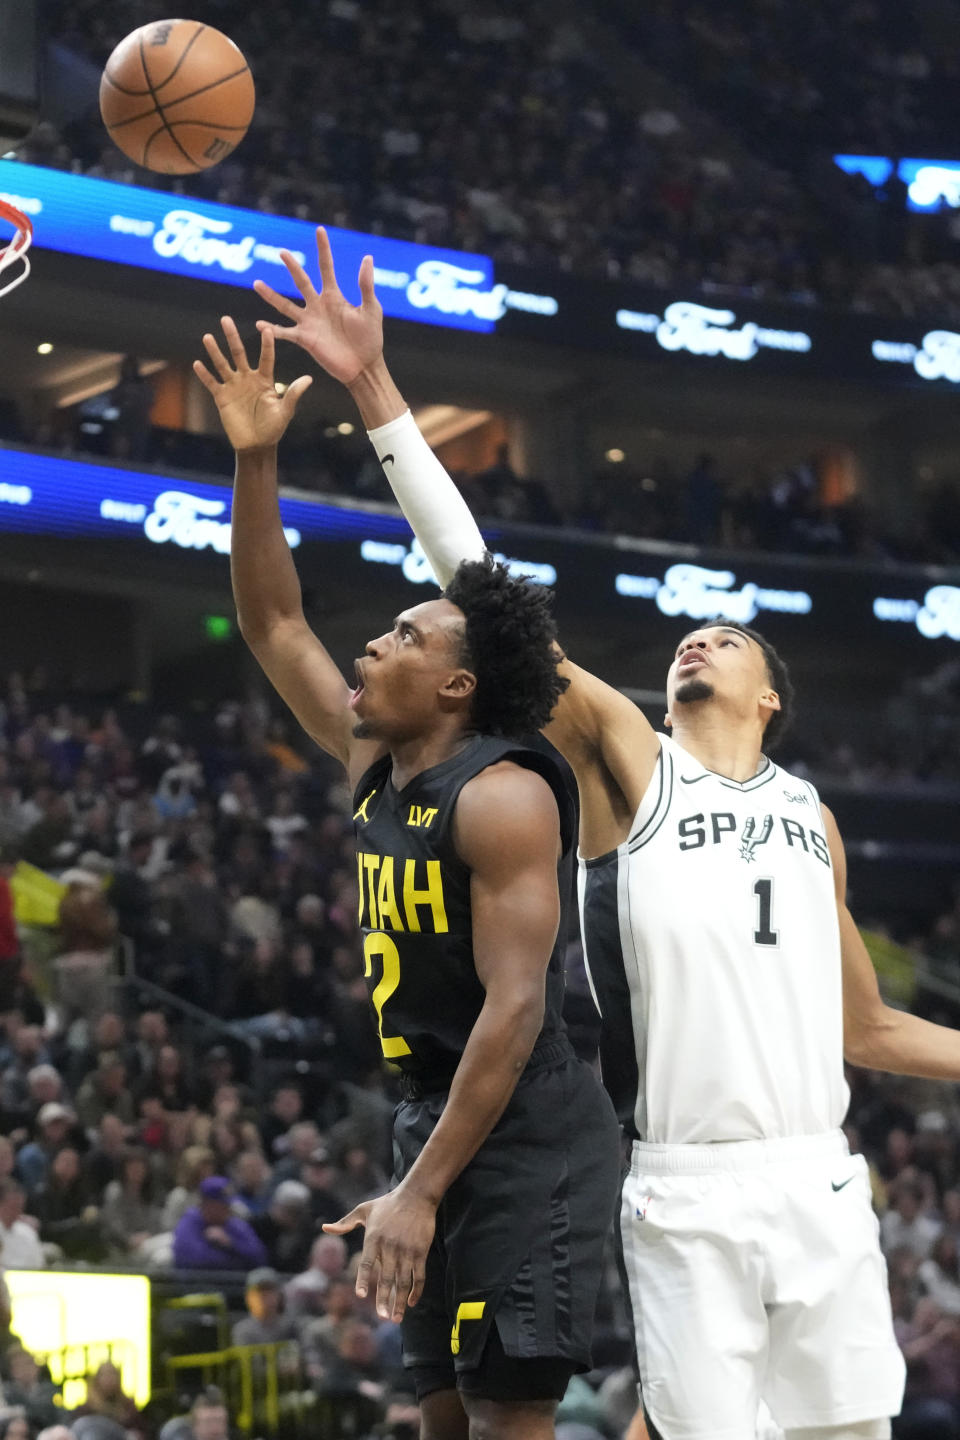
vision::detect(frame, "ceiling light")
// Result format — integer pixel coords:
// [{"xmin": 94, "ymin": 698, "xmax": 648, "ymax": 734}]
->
[
  {"xmin": 37, "ymin": 342, "xmax": 53, "ymax": 355},
  {"xmin": 337, "ymin": 421, "xmax": 355, "ymax": 436},
  {"xmin": 605, "ymin": 447, "xmax": 625, "ymax": 463}
]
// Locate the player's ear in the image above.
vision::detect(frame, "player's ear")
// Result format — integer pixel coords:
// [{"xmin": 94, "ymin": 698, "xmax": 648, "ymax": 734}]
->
[
  {"xmin": 663, "ymin": 710, "xmax": 673, "ymax": 729},
  {"xmin": 759, "ymin": 689, "xmax": 780, "ymax": 724},
  {"xmin": 440, "ymin": 669, "xmax": 476, "ymax": 703}
]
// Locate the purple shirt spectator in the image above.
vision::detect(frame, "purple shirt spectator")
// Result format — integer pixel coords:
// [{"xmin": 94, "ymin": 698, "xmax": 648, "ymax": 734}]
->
[{"xmin": 173, "ymin": 1176, "xmax": 267, "ymax": 1271}]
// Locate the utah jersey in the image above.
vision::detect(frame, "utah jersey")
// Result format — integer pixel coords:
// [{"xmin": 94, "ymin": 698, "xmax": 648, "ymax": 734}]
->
[
  {"xmin": 352, "ymin": 734, "xmax": 576, "ymax": 1081},
  {"xmin": 579, "ymin": 733, "xmax": 848, "ymax": 1143}
]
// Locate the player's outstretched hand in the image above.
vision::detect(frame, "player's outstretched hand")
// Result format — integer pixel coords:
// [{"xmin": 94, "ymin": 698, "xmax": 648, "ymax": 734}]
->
[
  {"xmin": 193, "ymin": 317, "xmax": 313, "ymax": 452},
  {"xmin": 323, "ymin": 1185, "xmax": 436, "ymax": 1323},
  {"xmin": 253, "ymin": 226, "xmax": 384, "ymax": 387}
]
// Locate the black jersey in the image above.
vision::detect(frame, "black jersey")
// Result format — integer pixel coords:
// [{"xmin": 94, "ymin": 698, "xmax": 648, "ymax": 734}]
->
[{"xmin": 351, "ymin": 734, "xmax": 576, "ymax": 1081}]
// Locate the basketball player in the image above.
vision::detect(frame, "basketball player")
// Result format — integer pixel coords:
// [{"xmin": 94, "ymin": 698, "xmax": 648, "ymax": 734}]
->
[
  {"xmin": 254, "ymin": 229, "xmax": 960, "ymax": 1440},
  {"xmin": 194, "ymin": 318, "xmax": 621, "ymax": 1440}
]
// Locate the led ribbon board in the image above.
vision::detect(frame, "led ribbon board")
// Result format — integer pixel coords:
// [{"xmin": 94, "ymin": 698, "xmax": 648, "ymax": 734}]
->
[
  {"xmin": 0, "ymin": 159, "xmax": 502, "ymax": 331},
  {"xmin": 0, "ymin": 447, "xmax": 414, "ymax": 550}
]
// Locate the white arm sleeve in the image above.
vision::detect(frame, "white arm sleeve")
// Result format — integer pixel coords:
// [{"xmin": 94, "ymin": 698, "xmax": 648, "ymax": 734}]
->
[{"xmin": 366, "ymin": 410, "xmax": 487, "ymax": 587}]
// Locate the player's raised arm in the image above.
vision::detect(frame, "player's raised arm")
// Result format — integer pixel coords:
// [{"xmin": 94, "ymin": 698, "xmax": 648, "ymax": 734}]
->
[
  {"xmin": 825, "ymin": 805, "xmax": 960, "ymax": 1078},
  {"xmin": 194, "ymin": 318, "xmax": 381, "ymax": 782},
  {"xmin": 256, "ymin": 230, "xmax": 660, "ymax": 804},
  {"xmin": 255, "ymin": 226, "xmax": 487, "ymax": 585}
]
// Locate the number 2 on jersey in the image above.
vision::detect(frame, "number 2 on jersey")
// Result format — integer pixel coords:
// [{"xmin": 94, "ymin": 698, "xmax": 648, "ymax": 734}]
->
[
  {"xmin": 753, "ymin": 877, "xmax": 779, "ymax": 947},
  {"xmin": 363, "ymin": 932, "xmax": 412, "ymax": 1058}
]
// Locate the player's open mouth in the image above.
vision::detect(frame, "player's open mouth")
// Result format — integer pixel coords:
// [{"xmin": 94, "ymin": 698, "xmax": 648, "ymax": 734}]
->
[
  {"xmin": 350, "ymin": 661, "xmax": 366, "ymax": 708},
  {"xmin": 679, "ymin": 652, "xmax": 707, "ymax": 671}
]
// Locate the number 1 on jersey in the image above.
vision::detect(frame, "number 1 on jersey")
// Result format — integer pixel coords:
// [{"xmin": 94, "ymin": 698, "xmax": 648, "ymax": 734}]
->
[
  {"xmin": 753, "ymin": 877, "xmax": 779, "ymax": 947},
  {"xmin": 363, "ymin": 932, "xmax": 413, "ymax": 1058}
]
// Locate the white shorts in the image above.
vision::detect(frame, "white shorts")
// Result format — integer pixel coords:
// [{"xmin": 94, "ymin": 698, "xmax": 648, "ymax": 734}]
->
[{"xmin": 620, "ymin": 1130, "xmax": 905, "ymax": 1440}]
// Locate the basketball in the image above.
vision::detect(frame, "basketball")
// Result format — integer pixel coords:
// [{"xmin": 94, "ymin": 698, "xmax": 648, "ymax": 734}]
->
[{"xmin": 99, "ymin": 19, "xmax": 255, "ymax": 176}]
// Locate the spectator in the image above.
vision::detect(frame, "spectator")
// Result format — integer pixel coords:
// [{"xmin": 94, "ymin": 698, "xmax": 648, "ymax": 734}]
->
[
  {"xmin": 882, "ymin": 1178, "xmax": 944, "ymax": 1261},
  {"xmin": 231, "ymin": 1150, "xmax": 272, "ymax": 1219},
  {"xmin": 271, "ymin": 1122, "xmax": 322, "ymax": 1186},
  {"xmin": 72, "ymin": 1361, "xmax": 144, "ymax": 1438},
  {"xmin": 3, "ymin": 1346, "xmax": 63, "ymax": 1430},
  {"xmin": 160, "ymin": 1147, "xmax": 216, "ymax": 1233},
  {"xmin": 231, "ymin": 1267, "xmax": 299, "ymax": 1346},
  {"xmin": 172, "ymin": 1175, "xmax": 267, "ymax": 1271},
  {"xmin": 300, "ymin": 1277, "xmax": 357, "ymax": 1381},
  {"xmin": 185, "ymin": 1391, "xmax": 230, "ymax": 1440},
  {"xmin": 16, "ymin": 1101, "xmax": 77, "ymax": 1195},
  {"xmin": 82, "ymin": 1114, "xmax": 131, "ymax": 1197},
  {"xmin": 75, "ymin": 1057, "xmax": 135, "ymax": 1132},
  {"xmin": 259, "ymin": 1087, "xmax": 305, "ymax": 1161},
  {"xmin": 0, "ymin": 1179, "xmax": 45, "ymax": 1268},
  {"xmin": 300, "ymin": 1147, "xmax": 349, "ymax": 1230},
  {"xmin": 100, "ymin": 1147, "xmax": 163, "ymax": 1258},
  {"xmin": 251, "ymin": 1180, "xmax": 314, "ymax": 1274},
  {"xmin": 33, "ymin": 1147, "xmax": 105, "ymax": 1262},
  {"xmin": 285, "ymin": 1233, "xmax": 349, "ymax": 1318},
  {"xmin": 919, "ymin": 1234, "xmax": 960, "ymax": 1317}
]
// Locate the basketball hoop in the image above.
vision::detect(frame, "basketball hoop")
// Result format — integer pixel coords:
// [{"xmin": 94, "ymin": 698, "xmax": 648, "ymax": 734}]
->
[{"xmin": 0, "ymin": 197, "xmax": 33, "ymax": 296}]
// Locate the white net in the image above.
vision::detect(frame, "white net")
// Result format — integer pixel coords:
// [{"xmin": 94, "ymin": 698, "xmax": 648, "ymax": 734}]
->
[{"xmin": 0, "ymin": 198, "xmax": 32, "ymax": 296}]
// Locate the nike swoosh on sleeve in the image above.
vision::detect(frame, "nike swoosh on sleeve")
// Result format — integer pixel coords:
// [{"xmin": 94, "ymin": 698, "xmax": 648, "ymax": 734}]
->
[
  {"xmin": 831, "ymin": 1176, "xmax": 855, "ymax": 1192},
  {"xmin": 381, "ymin": 453, "xmax": 395, "ymax": 466}
]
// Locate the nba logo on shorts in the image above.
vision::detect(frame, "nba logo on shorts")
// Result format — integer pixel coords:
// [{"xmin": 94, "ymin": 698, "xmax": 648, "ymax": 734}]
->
[{"xmin": 636, "ymin": 1195, "xmax": 652, "ymax": 1220}]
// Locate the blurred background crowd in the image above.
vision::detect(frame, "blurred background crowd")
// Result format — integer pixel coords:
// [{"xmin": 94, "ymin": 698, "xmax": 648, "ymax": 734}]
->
[{"xmin": 0, "ymin": 670, "xmax": 953, "ymax": 1437}]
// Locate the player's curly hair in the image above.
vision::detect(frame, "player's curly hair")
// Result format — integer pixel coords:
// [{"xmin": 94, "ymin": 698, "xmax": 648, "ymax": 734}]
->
[
  {"xmin": 443, "ymin": 554, "xmax": 569, "ymax": 737},
  {"xmin": 699, "ymin": 620, "xmax": 795, "ymax": 751}
]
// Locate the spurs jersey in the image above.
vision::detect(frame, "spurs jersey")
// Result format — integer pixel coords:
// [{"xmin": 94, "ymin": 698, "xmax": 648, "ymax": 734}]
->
[
  {"xmin": 352, "ymin": 735, "xmax": 576, "ymax": 1083},
  {"xmin": 578, "ymin": 733, "xmax": 849, "ymax": 1143}
]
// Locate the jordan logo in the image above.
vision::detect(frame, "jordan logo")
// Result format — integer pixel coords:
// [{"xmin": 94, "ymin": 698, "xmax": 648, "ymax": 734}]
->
[
  {"xmin": 353, "ymin": 789, "xmax": 377, "ymax": 823},
  {"xmin": 739, "ymin": 813, "xmax": 773, "ymax": 863}
]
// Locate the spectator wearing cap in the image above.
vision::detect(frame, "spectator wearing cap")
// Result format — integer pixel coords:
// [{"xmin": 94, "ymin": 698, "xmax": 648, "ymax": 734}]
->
[
  {"xmin": 231, "ymin": 1268, "xmax": 299, "ymax": 1347},
  {"xmin": 172, "ymin": 1177, "xmax": 267, "ymax": 1271},
  {"xmin": 252, "ymin": 1181, "xmax": 314, "ymax": 1273},
  {"xmin": 16, "ymin": 1100, "xmax": 78, "ymax": 1195},
  {"xmin": 0, "ymin": 1178, "xmax": 45, "ymax": 1268}
]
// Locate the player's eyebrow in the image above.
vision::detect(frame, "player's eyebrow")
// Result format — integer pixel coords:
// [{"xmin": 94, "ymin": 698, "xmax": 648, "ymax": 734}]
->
[
  {"xmin": 394, "ymin": 615, "xmax": 423, "ymax": 639},
  {"xmin": 677, "ymin": 627, "xmax": 745, "ymax": 649}
]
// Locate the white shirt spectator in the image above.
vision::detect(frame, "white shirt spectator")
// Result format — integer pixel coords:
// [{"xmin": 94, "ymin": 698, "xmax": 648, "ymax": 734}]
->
[
  {"xmin": 880, "ymin": 1207, "xmax": 942, "ymax": 1261},
  {"xmin": 0, "ymin": 1218, "xmax": 46, "ymax": 1269}
]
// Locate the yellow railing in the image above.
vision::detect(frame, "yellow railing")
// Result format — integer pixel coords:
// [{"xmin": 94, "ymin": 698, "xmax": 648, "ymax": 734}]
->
[{"xmin": 165, "ymin": 1343, "xmax": 313, "ymax": 1437}]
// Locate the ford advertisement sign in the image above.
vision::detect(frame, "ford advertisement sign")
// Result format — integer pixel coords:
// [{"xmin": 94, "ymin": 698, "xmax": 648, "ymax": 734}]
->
[{"xmin": 0, "ymin": 159, "xmax": 558, "ymax": 334}]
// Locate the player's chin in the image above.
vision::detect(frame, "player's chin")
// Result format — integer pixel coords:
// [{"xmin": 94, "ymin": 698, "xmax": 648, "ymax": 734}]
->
[
  {"xmin": 352, "ymin": 718, "xmax": 377, "ymax": 740},
  {"xmin": 674, "ymin": 677, "xmax": 715, "ymax": 705}
]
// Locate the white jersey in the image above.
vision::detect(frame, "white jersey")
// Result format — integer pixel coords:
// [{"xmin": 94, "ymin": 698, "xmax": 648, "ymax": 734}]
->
[{"xmin": 578, "ymin": 733, "xmax": 849, "ymax": 1144}]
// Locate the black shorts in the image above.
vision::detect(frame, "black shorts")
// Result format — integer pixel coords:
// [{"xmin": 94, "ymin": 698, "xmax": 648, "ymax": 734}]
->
[{"xmin": 395, "ymin": 1041, "xmax": 621, "ymax": 1403}]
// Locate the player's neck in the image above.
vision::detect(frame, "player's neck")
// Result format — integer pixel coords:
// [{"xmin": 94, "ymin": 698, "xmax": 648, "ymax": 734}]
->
[
  {"xmin": 668, "ymin": 715, "xmax": 765, "ymax": 782},
  {"xmin": 388, "ymin": 727, "xmax": 474, "ymax": 792}
]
